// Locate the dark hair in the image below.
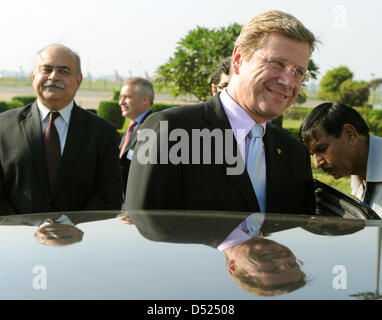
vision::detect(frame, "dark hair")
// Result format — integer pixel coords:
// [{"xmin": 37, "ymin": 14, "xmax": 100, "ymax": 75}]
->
[
  {"xmin": 299, "ymin": 102, "xmax": 369, "ymax": 147},
  {"xmin": 210, "ymin": 57, "xmax": 231, "ymax": 86}
]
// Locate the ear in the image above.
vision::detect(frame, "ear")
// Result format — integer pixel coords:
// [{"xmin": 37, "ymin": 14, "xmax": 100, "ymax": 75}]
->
[
  {"xmin": 211, "ymin": 83, "xmax": 217, "ymax": 95},
  {"xmin": 342, "ymin": 123, "xmax": 359, "ymax": 146},
  {"xmin": 231, "ymin": 46, "xmax": 242, "ymax": 75},
  {"xmin": 227, "ymin": 260, "xmax": 237, "ymax": 275},
  {"xmin": 77, "ymin": 73, "xmax": 83, "ymax": 86}
]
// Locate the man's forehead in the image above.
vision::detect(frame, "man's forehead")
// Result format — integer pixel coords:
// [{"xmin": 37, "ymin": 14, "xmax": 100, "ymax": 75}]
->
[
  {"xmin": 308, "ymin": 126, "xmax": 333, "ymax": 149},
  {"xmin": 35, "ymin": 47, "xmax": 76, "ymax": 66}
]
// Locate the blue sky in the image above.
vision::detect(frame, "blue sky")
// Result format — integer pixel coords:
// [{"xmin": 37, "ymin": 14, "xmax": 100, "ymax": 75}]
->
[{"xmin": 1, "ymin": 0, "xmax": 381, "ymax": 82}]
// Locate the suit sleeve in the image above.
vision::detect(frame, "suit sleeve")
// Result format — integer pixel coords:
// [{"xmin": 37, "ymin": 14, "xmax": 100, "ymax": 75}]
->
[
  {"xmin": 0, "ymin": 166, "xmax": 15, "ymax": 215},
  {"xmin": 84, "ymin": 128, "xmax": 123, "ymax": 210},
  {"xmin": 303, "ymin": 147, "xmax": 316, "ymax": 215},
  {"xmin": 124, "ymin": 112, "xmax": 182, "ymax": 210}
]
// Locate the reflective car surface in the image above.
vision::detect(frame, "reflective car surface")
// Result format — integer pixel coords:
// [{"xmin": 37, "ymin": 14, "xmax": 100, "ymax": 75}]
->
[{"xmin": 0, "ymin": 204, "xmax": 382, "ymax": 300}]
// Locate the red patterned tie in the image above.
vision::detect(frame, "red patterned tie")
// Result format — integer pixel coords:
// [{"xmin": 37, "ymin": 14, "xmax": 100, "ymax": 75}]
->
[
  {"xmin": 119, "ymin": 120, "xmax": 137, "ymax": 158},
  {"xmin": 44, "ymin": 112, "xmax": 61, "ymax": 192}
]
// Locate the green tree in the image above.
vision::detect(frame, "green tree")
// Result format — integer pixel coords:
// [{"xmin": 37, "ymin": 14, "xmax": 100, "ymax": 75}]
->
[
  {"xmin": 338, "ymin": 79, "xmax": 370, "ymax": 106},
  {"xmin": 318, "ymin": 66, "xmax": 353, "ymax": 101},
  {"xmin": 155, "ymin": 24, "xmax": 320, "ymax": 102},
  {"xmin": 369, "ymin": 78, "xmax": 382, "ymax": 104},
  {"xmin": 154, "ymin": 24, "xmax": 242, "ymax": 101}
]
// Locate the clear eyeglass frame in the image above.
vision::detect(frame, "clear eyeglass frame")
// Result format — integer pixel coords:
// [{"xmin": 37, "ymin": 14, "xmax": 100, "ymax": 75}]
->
[{"xmin": 255, "ymin": 52, "xmax": 311, "ymax": 83}]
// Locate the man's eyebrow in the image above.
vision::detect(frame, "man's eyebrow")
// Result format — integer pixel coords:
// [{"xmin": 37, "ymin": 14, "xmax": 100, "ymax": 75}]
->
[{"xmin": 40, "ymin": 64, "xmax": 71, "ymax": 70}]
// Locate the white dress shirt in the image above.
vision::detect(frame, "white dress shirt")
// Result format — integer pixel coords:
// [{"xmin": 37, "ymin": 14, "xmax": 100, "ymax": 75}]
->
[{"xmin": 37, "ymin": 100, "xmax": 74, "ymax": 155}]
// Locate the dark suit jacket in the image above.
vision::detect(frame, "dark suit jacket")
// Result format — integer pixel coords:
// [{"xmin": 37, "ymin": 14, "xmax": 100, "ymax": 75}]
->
[
  {"xmin": 0, "ymin": 102, "xmax": 123, "ymax": 215},
  {"xmin": 119, "ymin": 110, "xmax": 152, "ymax": 192},
  {"xmin": 128, "ymin": 211, "xmax": 332, "ymax": 248},
  {"xmin": 0, "ymin": 210, "xmax": 119, "ymax": 227},
  {"xmin": 124, "ymin": 95, "xmax": 315, "ymax": 215}
]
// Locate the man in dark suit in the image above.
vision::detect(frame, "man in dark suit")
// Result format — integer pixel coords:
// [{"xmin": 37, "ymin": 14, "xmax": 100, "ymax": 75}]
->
[
  {"xmin": 0, "ymin": 44, "xmax": 123, "ymax": 215},
  {"xmin": 125, "ymin": 10, "xmax": 317, "ymax": 215},
  {"xmin": 119, "ymin": 77, "xmax": 153, "ymax": 193}
]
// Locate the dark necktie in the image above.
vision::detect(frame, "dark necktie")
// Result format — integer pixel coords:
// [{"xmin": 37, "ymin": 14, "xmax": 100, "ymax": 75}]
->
[
  {"xmin": 119, "ymin": 120, "xmax": 137, "ymax": 158},
  {"xmin": 44, "ymin": 112, "xmax": 61, "ymax": 192}
]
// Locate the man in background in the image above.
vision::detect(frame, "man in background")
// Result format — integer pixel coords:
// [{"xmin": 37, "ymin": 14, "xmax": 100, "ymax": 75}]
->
[
  {"xmin": 299, "ymin": 102, "xmax": 382, "ymax": 219},
  {"xmin": 0, "ymin": 44, "xmax": 122, "ymax": 214},
  {"xmin": 211, "ymin": 57, "xmax": 231, "ymax": 95},
  {"xmin": 119, "ymin": 77, "xmax": 154, "ymax": 193}
]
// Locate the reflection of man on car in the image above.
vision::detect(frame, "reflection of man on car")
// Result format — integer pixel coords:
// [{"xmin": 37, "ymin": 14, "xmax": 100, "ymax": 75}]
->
[
  {"xmin": 218, "ymin": 213, "xmax": 306, "ymax": 296},
  {"xmin": 34, "ymin": 215, "xmax": 84, "ymax": 246},
  {"xmin": 0, "ymin": 211, "xmax": 118, "ymax": 246}
]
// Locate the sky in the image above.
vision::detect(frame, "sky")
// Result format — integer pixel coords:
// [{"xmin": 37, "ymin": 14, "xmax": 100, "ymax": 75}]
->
[{"xmin": 1, "ymin": 0, "xmax": 381, "ymax": 82}]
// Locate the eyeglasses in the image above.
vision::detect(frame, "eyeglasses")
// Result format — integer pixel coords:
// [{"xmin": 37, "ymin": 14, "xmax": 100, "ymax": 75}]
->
[{"xmin": 255, "ymin": 52, "xmax": 311, "ymax": 83}]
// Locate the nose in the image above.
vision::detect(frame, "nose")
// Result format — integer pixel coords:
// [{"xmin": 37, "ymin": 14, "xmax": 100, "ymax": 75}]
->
[
  {"xmin": 313, "ymin": 154, "xmax": 325, "ymax": 168},
  {"xmin": 48, "ymin": 68, "xmax": 60, "ymax": 80},
  {"xmin": 277, "ymin": 70, "xmax": 297, "ymax": 88}
]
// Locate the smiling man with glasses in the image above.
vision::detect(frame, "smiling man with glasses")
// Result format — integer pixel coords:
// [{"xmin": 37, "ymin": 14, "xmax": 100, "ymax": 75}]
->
[{"xmin": 125, "ymin": 10, "xmax": 317, "ymax": 216}]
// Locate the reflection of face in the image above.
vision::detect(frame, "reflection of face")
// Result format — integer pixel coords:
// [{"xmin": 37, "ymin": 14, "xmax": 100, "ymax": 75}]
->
[
  {"xmin": 228, "ymin": 238, "xmax": 303, "ymax": 288},
  {"xmin": 231, "ymin": 33, "xmax": 310, "ymax": 122},
  {"xmin": 308, "ymin": 125, "xmax": 356, "ymax": 179},
  {"xmin": 34, "ymin": 224, "xmax": 84, "ymax": 246},
  {"xmin": 32, "ymin": 46, "xmax": 82, "ymax": 110},
  {"xmin": 119, "ymin": 84, "xmax": 148, "ymax": 120}
]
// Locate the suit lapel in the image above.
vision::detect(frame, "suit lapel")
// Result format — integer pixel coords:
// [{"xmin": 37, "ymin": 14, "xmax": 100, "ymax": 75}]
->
[
  {"xmin": 263, "ymin": 124, "xmax": 286, "ymax": 213},
  {"xmin": 19, "ymin": 102, "xmax": 51, "ymax": 200},
  {"xmin": 203, "ymin": 96, "xmax": 260, "ymax": 212},
  {"xmin": 56, "ymin": 103, "xmax": 89, "ymax": 190},
  {"xmin": 123, "ymin": 110, "xmax": 153, "ymax": 154}
]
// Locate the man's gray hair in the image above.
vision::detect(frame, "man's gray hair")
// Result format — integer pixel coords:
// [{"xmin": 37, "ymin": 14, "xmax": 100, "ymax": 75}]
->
[
  {"xmin": 122, "ymin": 77, "xmax": 154, "ymax": 106},
  {"xmin": 35, "ymin": 44, "xmax": 82, "ymax": 76}
]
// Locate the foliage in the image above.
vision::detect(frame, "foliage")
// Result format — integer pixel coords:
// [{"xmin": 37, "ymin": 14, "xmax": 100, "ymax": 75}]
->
[
  {"xmin": 11, "ymin": 95, "xmax": 36, "ymax": 105},
  {"xmin": 295, "ymin": 60, "xmax": 320, "ymax": 104},
  {"xmin": 339, "ymin": 79, "xmax": 370, "ymax": 106},
  {"xmin": 0, "ymin": 101, "xmax": 8, "ymax": 113},
  {"xmin": 318, "ymin": 66, "xmax": 353, "ymax": 101},
  {"xmin": 7, "ymin": 100, "xmax": 24, "ymax": 110},
  {"xmin": 152, "ymin": 103, "xmax": 179, "ymax": 112},
  {"xmin": 318, "ymin": 66, "xmax": 371, "ymax": 106},
  {"xmin": 154, "ymin": 24, "xmax": 242, "ymax": 101},
  {"xmin": 98, "ymin": 101, "xmax": 125, "ymax": 129},
  {"xmin": 283, "ymin": 107, "xmax": 313, "ymax": 120},
  {"xmin": 367, "ymin": 109, "xmax": 382, "ymax": 137},
  {"xmin": 111, "ymin": 89, "xmax": 121, "ymax": 101}
]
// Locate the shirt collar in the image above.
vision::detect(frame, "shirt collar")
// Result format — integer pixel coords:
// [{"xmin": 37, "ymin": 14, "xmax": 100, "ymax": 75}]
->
[
  {"xmin": 134, "ymin": 109, "xmax": 151, "ymax": 124},
  {"xmin": 37, "ymin": 99, "xmax": 74, "ymax": 125},
  {"xmin": 366, "ymin": 134, "xmax": 382, "ymax": 182},
  {"xmin": 219, "ymin": 88, "xmax": 266, "ymax": 144},
  {"xmin": 39, "ymin": 214, "xmax": 74, "ymax": 228}
]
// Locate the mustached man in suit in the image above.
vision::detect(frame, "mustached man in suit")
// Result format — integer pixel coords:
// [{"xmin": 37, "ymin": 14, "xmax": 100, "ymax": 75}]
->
[
  {"xmin": 0, "ymin": 44, "xmax": 123, "ymax": 215},
  {"xmin": 118, "ymin": 77, "xmax": 154, "ymax": 195},
  {"xmin": 125, "ymin": 10, "xmax": 316, "ymax": 215}
]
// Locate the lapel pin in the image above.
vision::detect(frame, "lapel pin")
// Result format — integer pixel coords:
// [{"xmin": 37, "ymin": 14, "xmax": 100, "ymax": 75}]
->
[{"xmin": 276, "ymin": 148, "xmax": 282, "ymax": 155}]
